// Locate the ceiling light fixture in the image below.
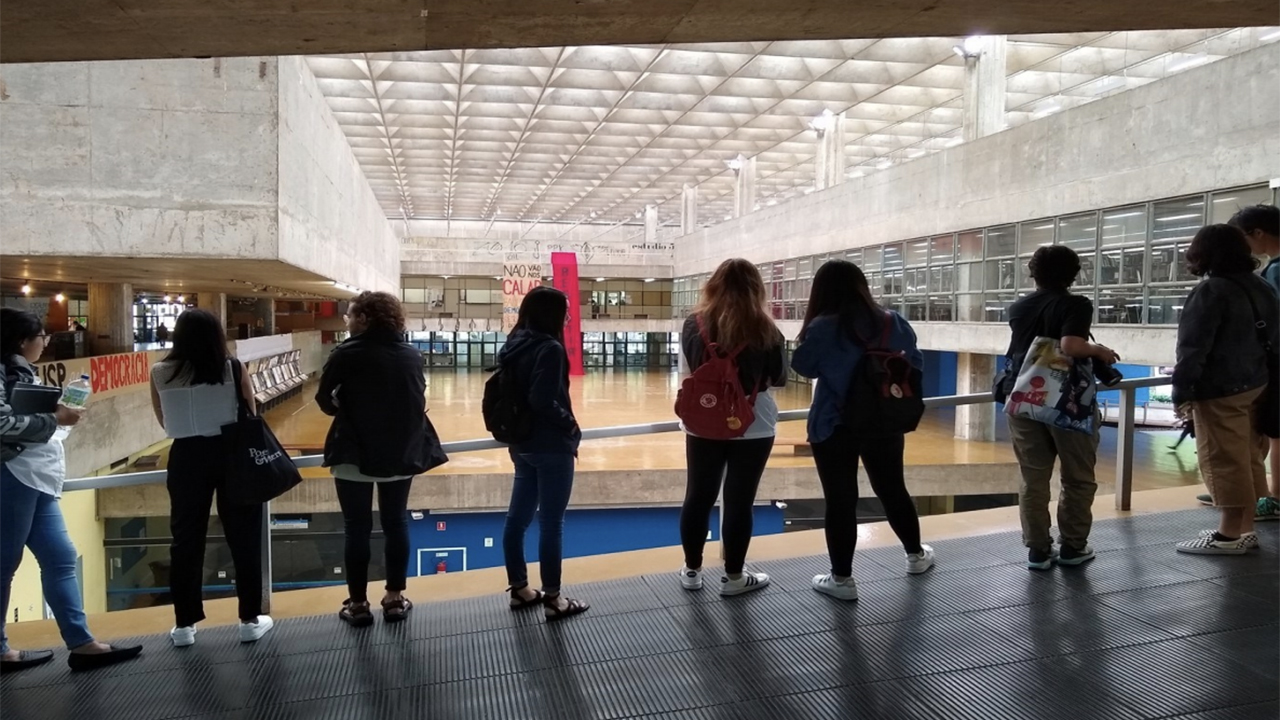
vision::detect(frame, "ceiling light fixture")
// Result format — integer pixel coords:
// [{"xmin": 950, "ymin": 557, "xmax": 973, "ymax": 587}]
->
[
  {"xmin": 643, "ymin": 278, "xmax": 655, "ymax": 283},
  {"xmin": 1166, "ymin": 54, "xmax": 1210, "ymax": 73},
  {"xmin": 21, "ymin": 284, "xmax": 31, "ymax": 295},
  {"xmin": 55, "ymin": 293, "xmax": 65, "ymax": 303},
  {"xmin": 808, "ymin": 109, "xmax": 835, "ymax": 135},
  {"xmin": 595, "ymin": 277, "xmax": 606, "ymax": 282},
  {"xmin": 1261, "ymin": 29, "xmax": 1280, "ymax": 42},
  {"xmin": 725, "ymin": 156, "xmax": 744, "ymax": 172},
  {"xmin": 164, "ymin": 294, "xmax": 172, "ymax": 303},
  {"xmin": 953, "ymin": 36, "xmax": 984, "ymax": 60},
  {"xmin": 177, "ymin": 295, "xmax": 186, "ymax": 303}
]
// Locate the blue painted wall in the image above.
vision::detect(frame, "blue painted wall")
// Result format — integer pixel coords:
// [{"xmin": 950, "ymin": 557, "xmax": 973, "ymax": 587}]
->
[
  {"xmin": 921, "ymin": 350, "xmax": 959, "ymax": 398},
  {"xmin": 407, "ymin": 505, "xmax": 785, "ymax": 575},
  {"xmin": 1096, "ymin": 364, "xmax": 1162, "ymax": 404}
]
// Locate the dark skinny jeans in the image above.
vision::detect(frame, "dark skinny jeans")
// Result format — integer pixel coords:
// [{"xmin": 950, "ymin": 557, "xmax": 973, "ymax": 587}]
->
[
  {"xmin": 334, "ymin": 478, "xmax": 412, "ymax": 604},
  {"xmin": 681, "ymin": 435, "xmax": 774, "ymax": 575}
]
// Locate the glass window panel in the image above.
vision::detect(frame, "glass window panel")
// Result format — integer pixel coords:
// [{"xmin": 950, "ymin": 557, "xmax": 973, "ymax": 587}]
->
[
  {"xmin": 957, "ymin": 261, "xmax": 983, "ymax": 292},
  {"xmin": 905, "ymin": 268, "xmax": 927, "ymax": 295},
  {"xmin": 882, "ymin": 244, "xmax": 903, "ymax": 271},
  {"xmin": 983, "ymin": 258, "xmax": 1016, "ymax": 291},
  {"xmin": 783, "ymin": 260, "xmax": 798, "ymax": 280},
  {"xmin": 929, "ymin": 235, "xmax": 954, "ymax": 264},
  {"xmin": 1018, "ymin": 257, "xmax": 1036, "ymax": 290},
  {"xmin": 928, "ymin": 297, "xmax": 954, "ymax": 322},
  {"xmin": 957, "ymin": 231, "xmax": 983, "ymax": 261},
  {"xmin": 1059, "ymin": 212, "xmax": 1098, "ymax": 286},
  {"xmin": 797, "ymin": 257, "xmax": 814, "ymax": 279},
  {"xmin": 906, "ymin": 240, "xmax": 929, "ymax": 267},
  {"xmin": 403, "ymin": 288, "xmax": 427, "ymax": 304},
  {"xmin": 986, "ymin": 225, "xmax": 1016, "ymax": 258},
  {"xmin": 862, "ymin": 247, "xmax": 882, "ymax": 272},
  {"xmin": 845, "ymin": 249, "xmax": 862, "ymax": 266},
  {"xmin": 957, "ymin": 294, "xmax": 984, "ymax": 322},
  {"xmin": 1019, "ymin": 220, "xmax": 1055, "ymax": 255},
  {"xmin": 928, "ymin": 266, "xmax": 954, "ymax": 294},
  {"xmin": 1152, "ymin": 196, "xmax": 1204, "ymax": 244},
  {"xmin": 902, "ymin": 297, "xmax": 927, "ymax": 322},
  {"xmin": 1147, "ymin": 285, "xmax": 1195, "ymax": 325},
  {"xmin": 1097, "ymin": 288, "xmax": 1145, "ymax": 324},
  {"xmin": 984, "ymin": 293, "xmax": 1016, "ymax": 323},
  {"xmin": 1101, "ymin": 206, "xmax": 1147, "ymax": 247},
  {"xmin": 1210, "ymin": 185, "xmax": 1272, "ymax": 224}
]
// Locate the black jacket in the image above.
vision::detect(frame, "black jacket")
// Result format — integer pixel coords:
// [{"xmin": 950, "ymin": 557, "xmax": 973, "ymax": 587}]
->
[
  {"xmin": 1173, "ymin": 272, "xmax": 1280, "ymax": 406},
  {"xmin": 496, "ymin": 329, "xmax": 580, "ymax": 455},
  {"xmin": 317, "ymin": 328, "xmax": 439, "ymax": 477},
  {"xmin": 681, "ymin": 314, "xmax": 787, "ymax": 394},
  {"xmin": 1, "ymin": 356, "xmax": 57, "ymax": 463}
]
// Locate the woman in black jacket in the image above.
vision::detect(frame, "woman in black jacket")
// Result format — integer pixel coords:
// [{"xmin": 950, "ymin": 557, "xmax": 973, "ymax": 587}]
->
[
  {"xmin": 1172, "ymin": 224, "xmax": 1279, "ymax": 556},
  {"xmin": 499, "ymin": 286, "xmax": 588, "ymax": 621},
  {"xmin": 317, "ymin": 292, "xmax": 445, "ymax": 625}
]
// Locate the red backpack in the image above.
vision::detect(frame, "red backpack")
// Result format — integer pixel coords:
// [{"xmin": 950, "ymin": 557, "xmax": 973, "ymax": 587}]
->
[{"xmin": 675, "ymin": 316, "xmax": 759, "ymax": 439}]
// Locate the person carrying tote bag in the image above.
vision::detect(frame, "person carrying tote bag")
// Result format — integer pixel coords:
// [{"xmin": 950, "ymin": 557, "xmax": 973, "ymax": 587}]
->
[
  {"xmin": 219, "ymin": 360, "xmax": 303, "ymax": 505},
  {"xmin": 150, "ymin": 309, "xmax": 274, "ymax": 648},
  {"xmin": 1000, "ymin": 247, "xmax": 1119, "ymax": 571}
]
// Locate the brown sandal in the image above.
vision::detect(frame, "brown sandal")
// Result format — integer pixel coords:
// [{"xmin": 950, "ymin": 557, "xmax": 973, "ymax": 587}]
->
[
  {"xmin": 339, "ymin": 599, "xmax": 374, "ymax": 627},
  {"xmin": 381, "ymin": 596, "xmax": 413, "ymax": 623}
]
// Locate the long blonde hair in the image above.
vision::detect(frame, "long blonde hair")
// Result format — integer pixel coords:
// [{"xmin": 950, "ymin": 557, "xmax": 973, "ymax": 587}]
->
[{"xmin": 693, "ymin": 258, "xmax": 776, "ymax": 350}]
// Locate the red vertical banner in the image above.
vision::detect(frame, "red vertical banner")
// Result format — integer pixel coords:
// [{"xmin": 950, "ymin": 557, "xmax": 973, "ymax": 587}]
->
[{"xmin": 551, "ymin": 252, "xmax": 584, "ymax": 376}]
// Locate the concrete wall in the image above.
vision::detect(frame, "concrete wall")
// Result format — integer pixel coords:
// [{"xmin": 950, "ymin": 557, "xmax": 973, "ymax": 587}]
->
[
  {"xmin": 0, "ymin": 58, "xmax": 279, "ymax": 258},
  {"xmin": 276, "ymin": 56, "xmax": 400, "ymax": 295},
  {"xmin": 674, "ymin": 43, "xmax": 1280, "ymax": 275}
]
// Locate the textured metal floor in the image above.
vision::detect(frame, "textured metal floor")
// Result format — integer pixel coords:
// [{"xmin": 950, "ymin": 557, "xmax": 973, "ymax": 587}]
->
[{"xmin": 3, "ymin": 509, "xmax": 1277, "ymax": 720}]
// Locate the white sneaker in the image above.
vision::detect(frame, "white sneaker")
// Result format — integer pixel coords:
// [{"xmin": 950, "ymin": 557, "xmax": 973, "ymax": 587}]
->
[
  {"xmin": 906, "ymin": 545, "xmax": 936, "ymax": 574},
  {"xmin": 720, "ymin": 570, "xmax": 770, "ymax": 596},
  {"xmin": 170, "ymin": 625, "xmax": 196, "ymax": 648},
  {"xmin": 679, "ymin": 566, "xmax": 703, "ymax": 591},
  {"xmin": 812, "ymin": 574, "xmax": 859, "ymax": 601},
  {"xmin": 239, "ymin": 615, "xmax": 274, "ymax": 643},
  {"xmin": 1198, "ymin": 528, "xmax": 1260, "ymax": 550}
]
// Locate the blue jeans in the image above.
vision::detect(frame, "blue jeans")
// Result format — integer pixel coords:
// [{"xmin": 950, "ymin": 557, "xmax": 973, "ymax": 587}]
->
[
  {"xmin": 1, "ymin": 464, "xmax": 94, "ymax": 652},
  {"xmin": 503, "ymin": 452, "xmax": 575, "ymax": 594}
]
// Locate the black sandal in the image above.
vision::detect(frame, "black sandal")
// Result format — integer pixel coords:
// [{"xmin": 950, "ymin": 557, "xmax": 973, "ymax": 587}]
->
[
  {"xmin": 508, "ymin": 584, "xmax": 544, "ymax": 610},
  {"xmin": 543, "ymin": 594, "xmax": 590, "ymax": 622},
  {"xmin": 382, "ymin": 596, "xmax": 413, "ymax": 623},
  {"xmin": 339, "ymin": 599, "xmax": 374, "ymax": 627}
]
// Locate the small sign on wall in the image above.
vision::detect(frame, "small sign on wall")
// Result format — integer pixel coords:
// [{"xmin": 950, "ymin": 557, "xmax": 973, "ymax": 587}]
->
[{"xmin": 436, "ymin": 521, "xmax": 447, "ymax": 531}]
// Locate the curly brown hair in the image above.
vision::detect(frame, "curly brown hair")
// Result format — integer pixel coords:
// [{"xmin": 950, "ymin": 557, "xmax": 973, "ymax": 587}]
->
[{"xmin": 349, "ymin": 291, "xmax": 405, "ymax": 333}]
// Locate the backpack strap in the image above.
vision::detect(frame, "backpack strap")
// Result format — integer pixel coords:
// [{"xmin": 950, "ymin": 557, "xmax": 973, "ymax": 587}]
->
[
  {"xmin": 695, "ymin": 313, "xmax": 745, "ymax": 359},
  {"xmin": 1221, "ymin": 275, "xmax": 1275, "ymax": 353},
  {"xmin": 878, "ymin": 310, "xmax": 892, "ymax": 350}
]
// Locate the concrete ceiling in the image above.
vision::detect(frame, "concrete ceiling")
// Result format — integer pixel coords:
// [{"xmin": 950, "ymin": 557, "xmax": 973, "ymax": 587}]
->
[
  {"xmin": 4, "ymin": 0, "xmax": 1277, "ymax": 64},
  {"xmin": 0, "ymin": 257, "xmax": 354, "ymax": 300},
  {"xmin": 307, "ymin": 29, "xmax": 1280, "ymax": 228}
]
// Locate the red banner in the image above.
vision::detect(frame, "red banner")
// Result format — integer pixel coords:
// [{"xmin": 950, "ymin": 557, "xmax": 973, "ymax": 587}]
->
[{"xmin": 551, "ymin": 252, "xmax": 584, "ymax": 376}]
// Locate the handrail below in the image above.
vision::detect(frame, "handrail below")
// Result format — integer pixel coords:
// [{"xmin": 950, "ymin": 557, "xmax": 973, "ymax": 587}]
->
[{"xmin": 59, "ymin": 375, "xmax": 1172, "ymax": 493}]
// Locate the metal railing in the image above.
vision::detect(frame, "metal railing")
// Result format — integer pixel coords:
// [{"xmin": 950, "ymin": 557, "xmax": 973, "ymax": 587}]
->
[{"xmin": 63, "ymin": 375, "xmax": 1170, "ymax": 613}]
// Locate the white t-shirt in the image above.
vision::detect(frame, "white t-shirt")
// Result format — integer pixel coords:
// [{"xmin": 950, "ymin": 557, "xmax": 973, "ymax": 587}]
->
[
  {"xmin": 5, "ymin": 372, "xmax": 67, "ymax": 497},
  {"xmin": 151, "ymin": 360, "xmax": 238, "ymax": 438}
]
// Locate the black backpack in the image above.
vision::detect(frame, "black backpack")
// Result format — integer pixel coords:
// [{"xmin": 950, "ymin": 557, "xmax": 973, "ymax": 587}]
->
[
  {"xmin": 841, "ymin": 311, "xmax": 925, "ymax": 436},
  {"xmin": 482, "ymin": 362, "xmax": 533, "ymax": 444}
]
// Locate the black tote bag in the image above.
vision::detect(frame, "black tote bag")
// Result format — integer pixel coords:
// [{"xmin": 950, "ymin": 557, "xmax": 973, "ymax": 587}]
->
[{"xmin": 220, "ymin": 360, "xmax": 304, "ymax": 504}]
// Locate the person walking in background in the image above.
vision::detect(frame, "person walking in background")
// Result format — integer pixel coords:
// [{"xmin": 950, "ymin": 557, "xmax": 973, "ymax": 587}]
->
[
  {"xmin": 677, "ymin": 259, "xmax": 786, "ymax": 597},
  {"xmin": 497, "ymin": 287, "xmax": 589, "ymax": 621},
  {"xmin": 791, "ymin": 260, "xmax": 933, "ymax": 601},
  {"xmin": 1, "ymin": 308, "xmax": 143, "ymax": 672},
  {"xmin": 1173, "ymin": 224, "xmax": 1278, "ymax": 554},
  {"xmin": 1196, "ymin": 204, "xmax": 1280, "ymax": 521},
  {"xmin": 150, "ymin": 309, "xmax": 273, "ymax": 647},
  {"xmin": 1000, "ymin": 246, "xmax": 1119, "ymax": 570},
  {"xmin": 318, "ymin": 292, "xmax": 444, "ymax": 626}
]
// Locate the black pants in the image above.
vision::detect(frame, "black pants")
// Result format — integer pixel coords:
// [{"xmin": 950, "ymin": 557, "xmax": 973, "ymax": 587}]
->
[
  {"xmin": 167, "ymin": 435, "xmax": 263, "ymax": 626},
  {"xmin": 810, "ymin": 426, "xmax": 922, "ymax": 577},
  {"xmin": 334, "ymin": 478, "xmax": 412, "ymax": 603},
  {"xmin": 681, "ymin": 435, "xmax": 774, "ymax": 575}
]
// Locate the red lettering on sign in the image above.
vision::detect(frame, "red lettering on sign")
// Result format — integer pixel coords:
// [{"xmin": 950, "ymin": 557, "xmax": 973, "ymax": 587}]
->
[{"xmin": 89, "ymin": 352, "xmax": 150, "ymax": 394}]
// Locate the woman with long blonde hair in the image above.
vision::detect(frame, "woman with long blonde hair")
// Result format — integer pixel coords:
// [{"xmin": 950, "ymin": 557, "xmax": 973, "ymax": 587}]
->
[{"xmin": 677, "ymin": 258, "xmax": 786, "ymax": 596}]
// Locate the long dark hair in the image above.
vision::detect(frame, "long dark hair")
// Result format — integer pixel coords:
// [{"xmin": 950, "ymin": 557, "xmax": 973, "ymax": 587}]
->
[
  {"xmin": 513, "ymin": 286, "xmax": 568, "ymax": 345},
  {"xmin": 1, "ymin": 308, "xmax": 44, "ymax": 359},
  {"xmin": 800, "ymin": 259, "xmax": 881, "ymax": 341},
  {"xmin": 1186, "ymin": 224, "xmax": 1258, "ymax": 277},
  {"xmin": 692, "ymin": 258, "xmax": 777, "ymax": 350},
  {"xmin": 164, "ymin": 309, "xmax": 230, "ymax": 385}
]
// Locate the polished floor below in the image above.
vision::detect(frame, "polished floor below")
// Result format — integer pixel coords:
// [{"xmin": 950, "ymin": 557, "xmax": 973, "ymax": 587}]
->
[
  {"xmin": 264, "ymin": 369, "xmax": 1205, "ymax": 492},
  {"xmin": 3, "ymin": 507, "xmax": 1275, "ymax": 720}
]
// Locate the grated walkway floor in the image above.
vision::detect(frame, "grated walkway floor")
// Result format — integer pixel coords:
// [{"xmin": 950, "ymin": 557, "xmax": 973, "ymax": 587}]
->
[{"xmin": 3, "ymin": 509, "xmax": 1277, "ymax": 720}]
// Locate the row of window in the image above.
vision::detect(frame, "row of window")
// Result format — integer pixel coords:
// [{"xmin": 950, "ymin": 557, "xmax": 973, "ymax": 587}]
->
[
  {"xmin": 406, "ymin": 331, "xmax": 679, "ymax": 369},
  {"xmin": 674, "ymin": 183, "xmax": 1277, "ymax": 325}
]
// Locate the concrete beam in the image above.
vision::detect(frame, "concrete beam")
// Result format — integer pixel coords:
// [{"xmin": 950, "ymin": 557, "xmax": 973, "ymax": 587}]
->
[{"xmin": 5, "ymin": 0, "xmax": 1275, "ymax": 64}]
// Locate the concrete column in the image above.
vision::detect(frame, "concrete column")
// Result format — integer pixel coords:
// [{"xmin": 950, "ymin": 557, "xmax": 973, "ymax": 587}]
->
[
  {"xmin": 955, "ymin": 352, "xmax": 997, "ymax": 441},
  {"xmin": 961, "ymin": 36, "xmax": 1008, "ymax": 142},
  {"xmin": 681, "ymin": 184, "xmax": 697, "ymax": 236},
  {"xmin": 198, "ymin": 292, "xmax": 228, "ymax": 329},
  {"xmin": 733, "ymin": 155, "xmax": 756, "ymax": 218},
  {"xmin": 87, "ymin": 283, "xmax": 133, "ymax": 355},
  {"xmin": 254, "ymin": 298, "xmax": 276, "ymax": 335},
  {"xmin": 644, "ymin": 204, "xmax": 658, "ymax": 243},
  {"xmin": 814, "ymin": 111, "xmax": 846, "ymax": 190}
]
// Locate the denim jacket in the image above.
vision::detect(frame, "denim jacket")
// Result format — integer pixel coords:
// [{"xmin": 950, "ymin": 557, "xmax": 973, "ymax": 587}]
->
[{"xmin": 1172, "ymin": 272, "xmax": 1279, "ymax": 406}]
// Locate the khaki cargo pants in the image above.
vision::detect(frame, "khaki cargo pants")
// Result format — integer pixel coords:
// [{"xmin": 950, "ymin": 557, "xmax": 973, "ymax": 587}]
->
[{"xmin": 1008, "ymin": 413, "xmax": 1101, "ymax": 552}]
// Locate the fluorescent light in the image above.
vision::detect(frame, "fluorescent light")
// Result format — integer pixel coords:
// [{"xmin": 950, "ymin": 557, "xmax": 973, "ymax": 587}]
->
[
  {"xmin": 876, "ymin": 159, "xmax": 893, "ymax": 170},
  {"xmin": 1106, "ymin": 211, "xmax": 1144, "ymax": 219},
  {"xmin": 1157, "ymin": 213, "xmax": 1201, "ymax": 222},
  {"xmin": 1261, "ymin": 29, "xmax": 1280, "ymax": 42},
  {"xmin": 1167, "ymin": 55, "xmax": 1209, "ymax": 73},
  {"xmin": 595, "ymin": 278, "xmax": 606, "ymax": 282},
  {"xmin": 907, "ymin": 149, "xmax": 926, "ymax": 158},
  {"xmin": 644, "ymin": 278, "xmax": 655, "ymax": 283},
  {"xmin": 1031, "ymin": 103, "xmax": 1061, "ymax": 119},
  {"xmin": 952, "ymin": 45, "xmax": 968, "ymax": 59},
  {"xmin": 946, "ymin": 137, "xmax": 963, "ymax": 147}
]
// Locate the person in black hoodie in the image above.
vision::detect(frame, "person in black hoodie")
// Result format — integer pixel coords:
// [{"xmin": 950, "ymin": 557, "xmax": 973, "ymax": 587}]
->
[
  {"xmin": 317, "ymin": 291, "xmax": 445, "ymax": 626},
  {"xmin": 498, "ymin": 286, "xmax": 588, "ymax": 621}
]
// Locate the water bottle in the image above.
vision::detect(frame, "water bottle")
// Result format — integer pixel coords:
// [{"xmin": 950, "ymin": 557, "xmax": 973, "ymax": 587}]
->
[{"xmin": 61, "ymin": 374, "xmax": 92, "ymax": 409}]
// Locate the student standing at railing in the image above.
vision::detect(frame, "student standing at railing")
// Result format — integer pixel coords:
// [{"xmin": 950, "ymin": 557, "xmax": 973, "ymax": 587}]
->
[
  {"xmin": 791, "ymin": 260, "xmax": 933, "ymax": 602},
  {"xmin": 999, "ymin": 246, "xmax": 1119, "ymax": 570},
  {"xmin": 1, "ymin": 308, "xmax": 142, "ymax": 672},
  {"xmin": 1172, "ymin": 224, "xmax": 1279, "ymax": 555},
  {"xmin": 677, "ymin": 259, "xmax": 786, "ymax": 597},
  {"xmin": 318, "ymin": 292, "xmax": 445, "ymax": 626},
  {"xmin": 150, "ymin": 309, "xmax": 274, "ymax": 647},
  {"xmin": 497, "ymin": 286, "xmax": 590, "ymax": 620}
]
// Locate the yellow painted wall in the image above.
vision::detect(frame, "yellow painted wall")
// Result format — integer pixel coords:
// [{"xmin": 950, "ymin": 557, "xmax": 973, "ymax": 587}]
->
[{"xmin": 6, "ymin": 488, "xmax": 105, "ymax": 633}]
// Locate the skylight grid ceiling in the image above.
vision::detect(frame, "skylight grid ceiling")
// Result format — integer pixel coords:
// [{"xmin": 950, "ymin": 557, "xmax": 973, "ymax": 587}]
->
[{"xmin": 307, "ymin": 27, "xmax": 1278, "ymax": 230}]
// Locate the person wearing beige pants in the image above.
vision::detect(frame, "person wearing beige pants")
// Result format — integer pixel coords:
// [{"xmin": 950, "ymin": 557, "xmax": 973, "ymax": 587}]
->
[{"xmin": 1008, "ymin": 414, "xmax": 1101, "ymax": 560}]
